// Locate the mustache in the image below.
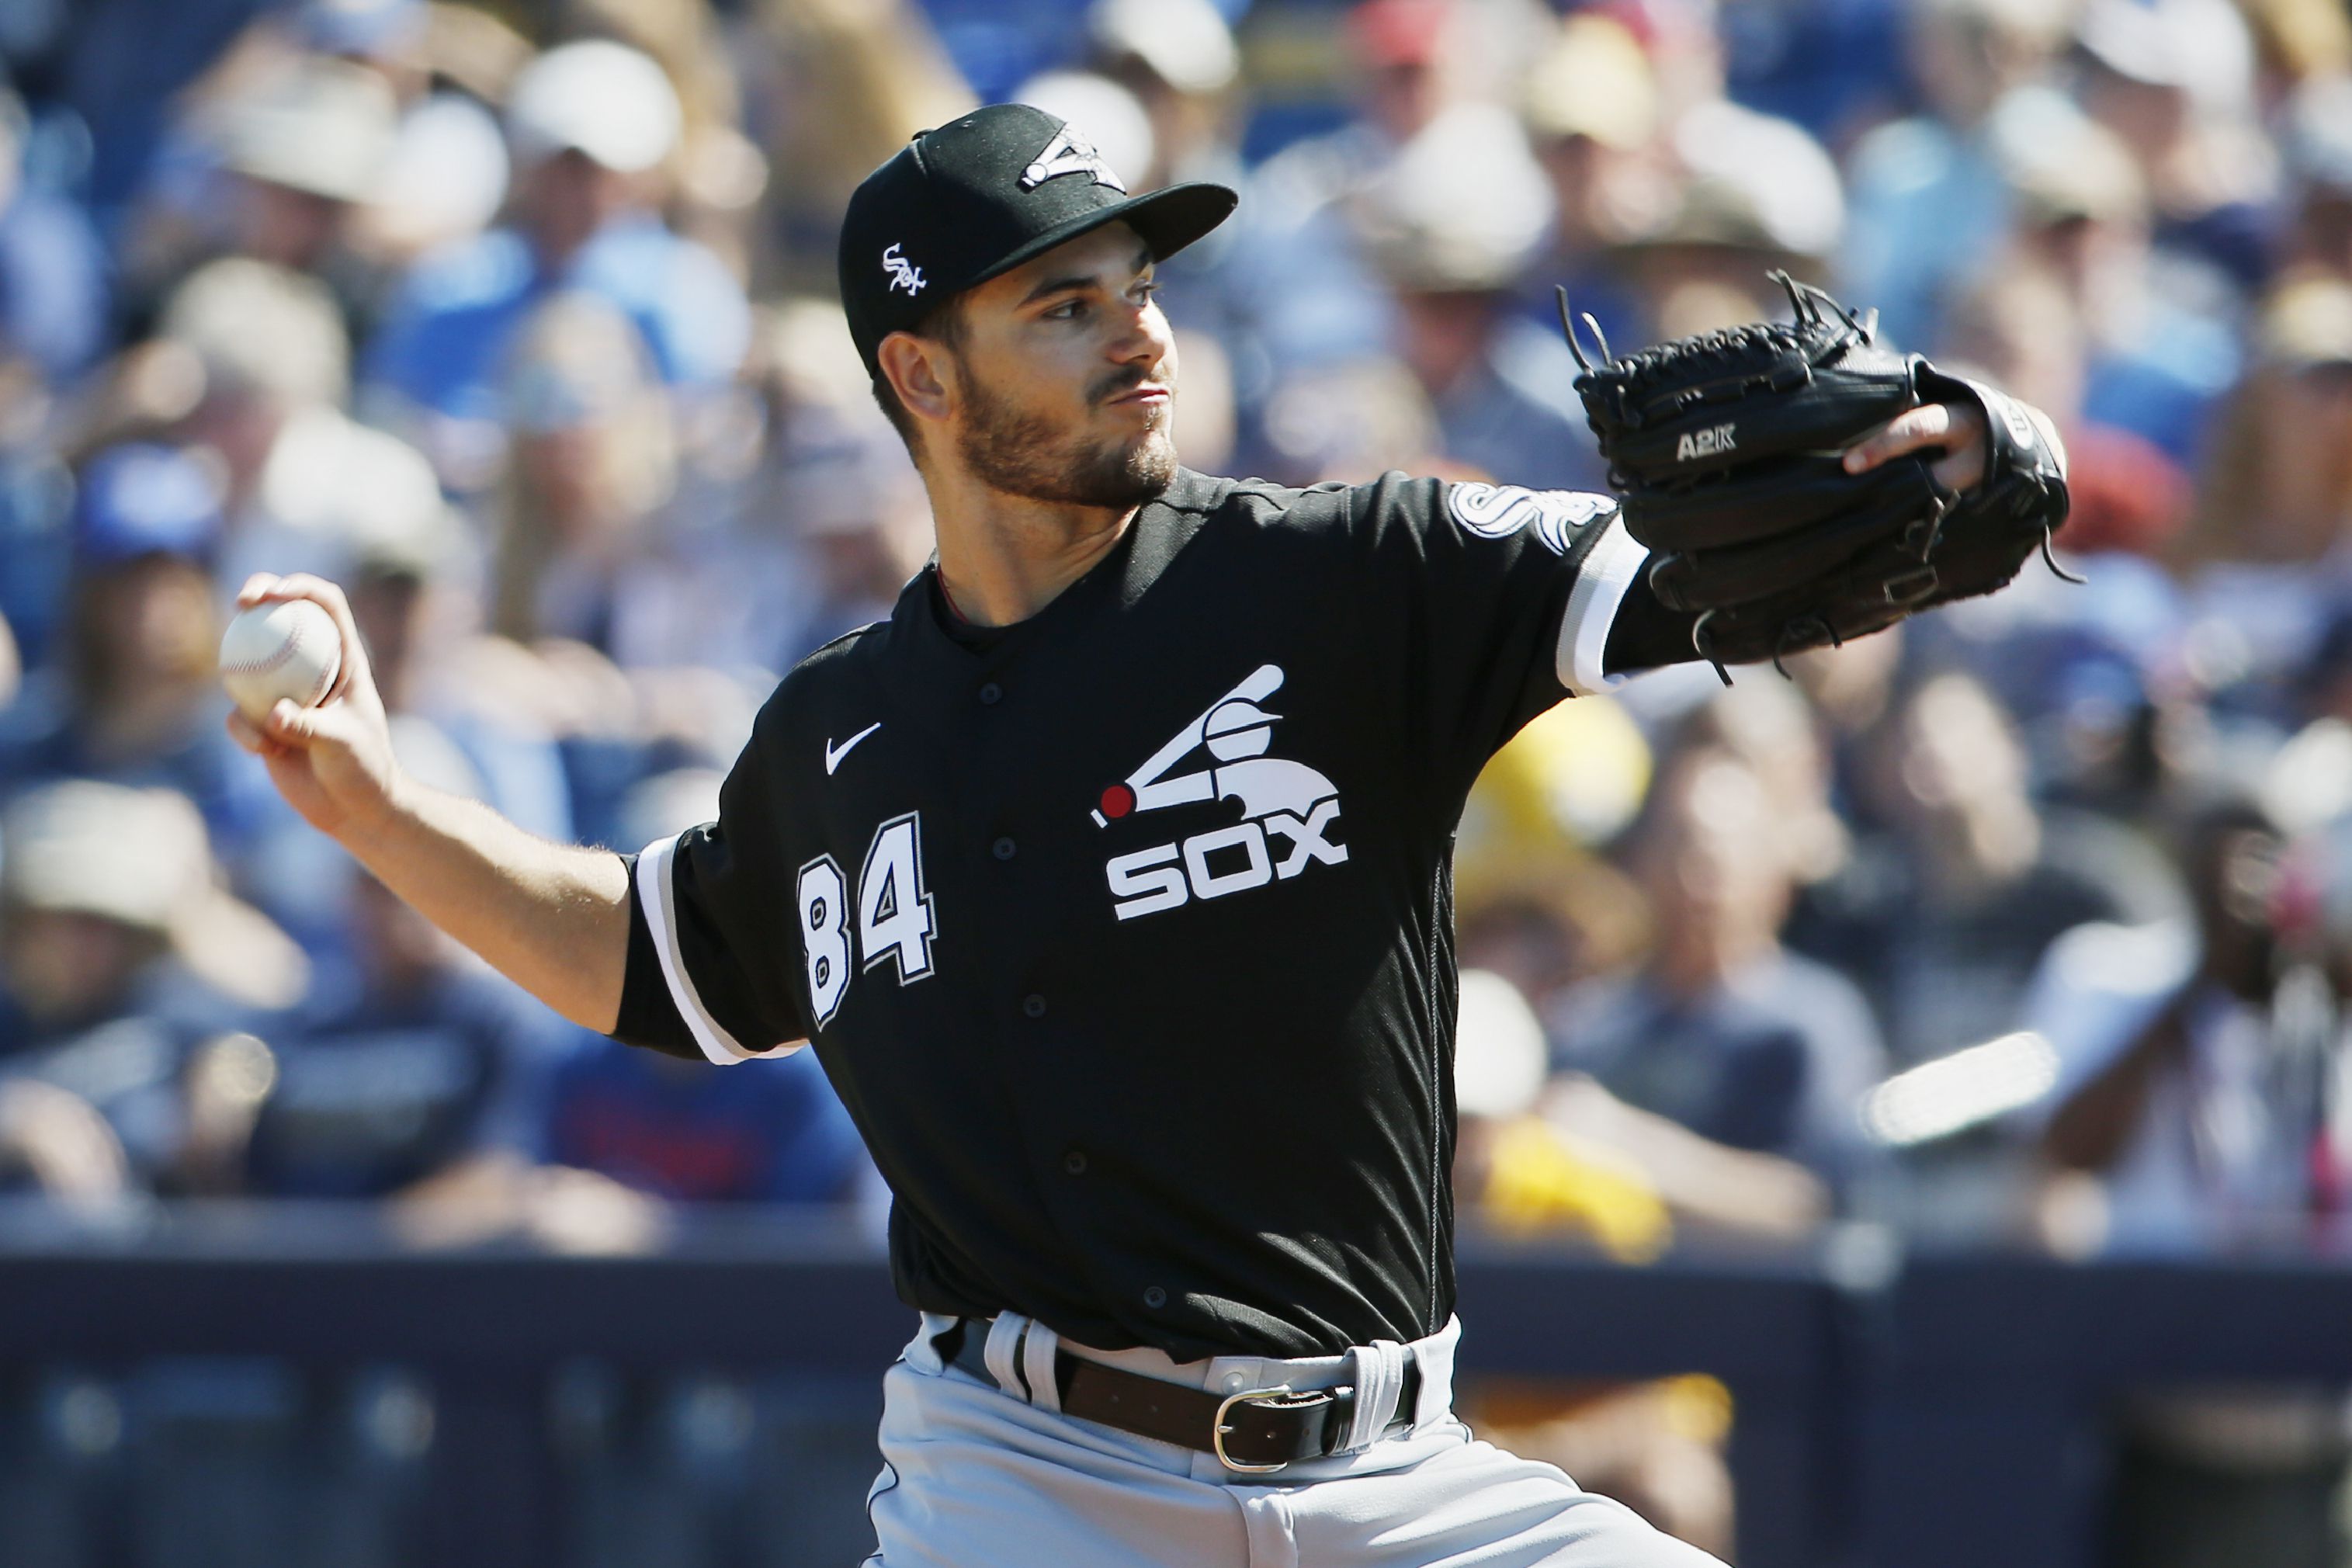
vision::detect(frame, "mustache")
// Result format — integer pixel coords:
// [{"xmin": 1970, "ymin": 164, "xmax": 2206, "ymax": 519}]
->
[{"xmin": 1092, "ymin": 367, "xmax": 1173, "ymax": 405}]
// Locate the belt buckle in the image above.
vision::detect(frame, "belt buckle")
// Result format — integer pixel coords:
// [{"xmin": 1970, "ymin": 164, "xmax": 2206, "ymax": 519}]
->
[{"xmin": 1212, "ymin": 1384, "xmax": 1298, "ymax": 1475}]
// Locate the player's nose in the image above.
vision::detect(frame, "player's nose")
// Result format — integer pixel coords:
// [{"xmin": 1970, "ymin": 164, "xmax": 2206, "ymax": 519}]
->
[{"xmin": 1110, "ymin": 296, "xmax": 1171, "ymax": 369}]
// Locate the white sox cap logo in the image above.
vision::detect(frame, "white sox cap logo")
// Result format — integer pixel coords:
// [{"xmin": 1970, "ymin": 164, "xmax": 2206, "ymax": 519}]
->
[
  {"xmin": 1092, "ymin": 664, "xmax": 1347, "ymax": 922},
  {"xmin": 1019, "ymin": 126, "xmax": 1127, "ymax": 194},
  {"xmin": 882, "ymin": 242, "xmax": 925, "ymax": 296}
]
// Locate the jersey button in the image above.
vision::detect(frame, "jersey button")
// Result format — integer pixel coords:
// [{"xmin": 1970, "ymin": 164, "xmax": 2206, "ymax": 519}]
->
[
  {"xmin": 992, "ymin": 837, "xmax": 1017, "ymax": 861},
  {"xmin": 1022, "ymin": 994, "xmax": 1046, "ymax": 1018},
  {"xmin": 1143, "ymin": 1285, "xmax": 1167, "ymax": 1310},
  {"xmin": 978, "ymin": 682, "xmax": 1003, "ymax": 705},
  {"xmin": 1063, "ymin": 1150, "xmax": 1088, "ymax": 1176}
]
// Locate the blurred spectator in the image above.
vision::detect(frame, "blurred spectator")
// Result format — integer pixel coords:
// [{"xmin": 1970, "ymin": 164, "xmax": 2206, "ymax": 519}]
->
[
  {"xmin": 346, "ymin": 526, "xmax": 570, "ymax": 842},
  {"xmin": 2176, "ymin": 277, "xmax": 2352, "ymax": 568},
  {"xmin": 1841, "ymin": 0, "xmax": 2073, "ymax": 348},
  {"xmin": 47, "ymin": 0, "xmax": 278, "ymax": 220},
  {"xmin": 208, "ymin": 56, "xmax": 399, "ymax": 338},
  {"xmin": 2031, "ymin": 800, "xmax": 2352, "ymax": 1568},
  {"xmin": 1549, "ymin": 744, "xmax": 1883, "ymax": 1207},
  {"xmin": 2281, "ymin": 74, "xmax": 2352, "ymax": 283},
  {"xmin": 1449, "ymin": 968, "xmax": 1738, "ymax": 1557},
  {"xmin": 2073, "ymin": 0, "xmax": 2277, "ymax": 296},
  {"xmin": 2003, "ymin": 107, "xmax": 2240, "ymax": 468},
  {"xmin": 487, "ymin": 290, "xmax": 794, "ymax": 672},
  {"xmin": 1259, "ymin": 0, "xmax": 1461, "ymax": 213},
  {"xmin": 1237, "ymin": 0, "xmax": 1475, "ymax": 386},
  {"xmin": 1455, "ymin": 696, "xmax": 1654, "ymax": 1013},
  {"xmin": 363, "ymin": 39, "xmax": 750, "ymax": 485},
  {"xmin": 2035, "ymin": 800, "xmax": 2330, "ymax": 1248},
  {"xmin": 0, "ymin": 1077, "xmax": 130, "ymax": 1206},
  {"xmin": 1718, "ymin": 0, "xmax": 1907, "ymax": 146},
  {"xmin": 154, "ymin": 258, "xmax": 450, "ymax": 602},
  {"xmin": 1358, "ymin": 102, "xmax": 1601, "ymax": 489},
  {"xmin": 1511, "ymin": 14, "xmax": 1663, "ymax": 363},
  {"xmin": 1081, "ymin": 0, "xmax": 1263, "ymax": 404},
  {"xmin": 0, "ymin": 444, "xmax": 269, "ymax": 852},
  {"xmin": 538, "ymin": 1033, "xmax": 870, "ymax": 1206},
  {"xmin": 0, "ymin": 780, "xmax": 302, "ymax": 1183},
  {"xmin": 1542, "ymin": 748, "xmax": 1872, "ymax": 1241},
  {"xmin": 1456, "ymin": 967, "xmax": 1666, "ymax": 1258},
  {"xmin": 1087, "ymin": 0, "xmax": 1238, "ymax": 194},
  {"xmin": 1622, "ymin": 96, "xmax": 1847, "ymax": 339},
  {"xmin": 1794, "ymin": 671, "xmax": 2182, "ymax": 1064},
  {"xmin": 365, "ymin": 90, "xmax": 512, "ymax": 272},
  {"xmin": 241, "ymin": 862, "xmax": 578, "ymax": 1201},
  {"xmin": 743, "ymin": 0, "xmax": 974, "ymax": 294},
  {"xmin": 0, "ymin": 84, "xmax": 107, "ymax": 386}
]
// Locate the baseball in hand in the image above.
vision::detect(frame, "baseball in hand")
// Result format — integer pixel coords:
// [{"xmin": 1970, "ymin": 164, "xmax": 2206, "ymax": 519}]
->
[{"xmin": 218, "ymin": 599, "xmax": 342, "ymax": 722}]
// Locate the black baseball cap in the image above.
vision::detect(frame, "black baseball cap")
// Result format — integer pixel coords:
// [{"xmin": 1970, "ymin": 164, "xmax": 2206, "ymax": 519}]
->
[{"xmin": 839, "ymin": 103, "xmax": 1238, "ymax": 377}]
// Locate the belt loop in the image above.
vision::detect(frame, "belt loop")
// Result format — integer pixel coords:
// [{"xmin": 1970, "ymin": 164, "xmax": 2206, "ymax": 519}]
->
[
  {"xmin": 1343, "ymin": 1338, "xmax": 1409, "ymax": 1451},
  {"xmin": 1022, "ymin": 1318, "xmax": 1062, "ymax": 1414},
  {"xmin": 914, "ymin": 1311, "xmax": 963, "ymax": 1375},
  {"xmin": 1413, "ymin": 1317, "xmax": 1462, "ymax": 1428},
  {"xmin": 983, "ymin": 1313, "xmax": 1031, "ymax": 1401}
]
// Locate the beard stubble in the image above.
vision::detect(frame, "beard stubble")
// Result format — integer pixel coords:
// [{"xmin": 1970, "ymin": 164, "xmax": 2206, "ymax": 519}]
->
[{"xmin": 954, "ymin": 362, "xmax": 1178, "ymax": 509}]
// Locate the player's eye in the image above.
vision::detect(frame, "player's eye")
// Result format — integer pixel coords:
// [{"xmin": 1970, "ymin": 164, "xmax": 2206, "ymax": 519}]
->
[{"xmin": 1045, "ymin": 297, "xmax": 1088, "ymax": 321}]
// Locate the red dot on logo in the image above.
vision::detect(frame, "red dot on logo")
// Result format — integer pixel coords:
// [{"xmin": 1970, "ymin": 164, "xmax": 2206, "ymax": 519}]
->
[{"xmin": 1101, "ymin": 784, "xmax": 1134, "ymax": 819}]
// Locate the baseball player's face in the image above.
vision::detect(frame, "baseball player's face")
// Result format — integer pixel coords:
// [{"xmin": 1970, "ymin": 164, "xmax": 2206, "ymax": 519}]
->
[{"xmin": 945, "ymin": 222, "xmax": 1179, "ymax": 508}]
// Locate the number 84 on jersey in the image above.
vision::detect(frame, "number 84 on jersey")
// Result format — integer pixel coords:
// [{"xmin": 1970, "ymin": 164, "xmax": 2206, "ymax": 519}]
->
[{"xmin": 797, "ymin": 812, "xmax": 936, "ymax": 1026}]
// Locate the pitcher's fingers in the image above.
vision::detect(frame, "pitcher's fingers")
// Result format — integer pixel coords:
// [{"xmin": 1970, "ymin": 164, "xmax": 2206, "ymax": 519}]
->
[
  {"xmin": 252, "ymin": 573, "xmax": 368, "ymax": 704},
  {"xmin": 1843, "ymin": 404, "xmax": 1953, "ymax": 473},
  {"xmin": 262, "ymin": 698, "xmax": 324, "ymax": 748},
  {"xmin": 227, "ymin": 709, "xmax": 295, "ymax": 761},
  {"xmin": 235, "ymin": 574, "xmax": 284, "ymax": 608}
]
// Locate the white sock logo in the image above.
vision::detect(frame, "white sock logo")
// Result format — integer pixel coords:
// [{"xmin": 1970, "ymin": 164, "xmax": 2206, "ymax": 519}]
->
[
  {"xmin": 1094, "ymin": 664, "xmax": 1348, "ymax": 921},
  {"xmin": 882, "ymin": 243, "xmax": 926, "ymax": 296}
]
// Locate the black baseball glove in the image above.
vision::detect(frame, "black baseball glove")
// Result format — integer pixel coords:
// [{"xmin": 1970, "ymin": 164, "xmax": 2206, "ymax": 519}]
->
[{"xmin": 1568, "ymin": 273, "xmax": 2072, "ymax": 678}]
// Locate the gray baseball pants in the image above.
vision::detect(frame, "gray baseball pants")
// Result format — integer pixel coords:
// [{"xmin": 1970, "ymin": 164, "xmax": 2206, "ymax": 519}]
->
[{"xmin": 862, "ymin": 1311, "xmax": 1728, "ymax": 1567}]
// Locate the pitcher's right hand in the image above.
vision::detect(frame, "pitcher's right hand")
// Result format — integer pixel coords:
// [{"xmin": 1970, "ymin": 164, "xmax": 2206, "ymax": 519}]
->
[{"xmin": 224, "ymin": 574, "xmax": 403, "ymax": 842}]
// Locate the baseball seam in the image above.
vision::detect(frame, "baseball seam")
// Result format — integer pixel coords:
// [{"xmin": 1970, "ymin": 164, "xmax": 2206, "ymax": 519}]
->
[{"xmin": 222, "ymin": 615, "xmax": 337, "ymax": 703}]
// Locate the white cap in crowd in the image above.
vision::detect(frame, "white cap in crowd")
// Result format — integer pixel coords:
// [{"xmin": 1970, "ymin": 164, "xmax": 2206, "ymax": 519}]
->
[
  {"xmin": 0, "ymin": 782, "xmax": 307, "ymax": 1008},
  {"xmin": 162, "ymin": 258, "xmax": 351, "ymax": 409},
  {"xmin": 373, "ymin": 93, "xmax": 512, "ymax": 252},
  {"xmin": 506, "ymin": 39, "xmax": 682, "ymax": 175},
  {"xmin": 2075, "ymin": 0, "xmax": 2256, "ymax": 116},
  {"xmin": 224, "ymin": 57, "xmax": 399, "ymax": 203},
  {"xmin": 1667, "ymin": 100, "xmax": 1845, "ymax": 262},
  {"xmin": 1359, "ymin": 102, "xmax": 1555, "ymax": 290},
  {"xmin": 1088, "ymin": 0, "xmax": 1240, "ymax": 96}
]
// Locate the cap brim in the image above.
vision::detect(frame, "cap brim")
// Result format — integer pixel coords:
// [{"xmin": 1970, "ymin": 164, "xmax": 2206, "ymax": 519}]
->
[{"xmin": 965, "ymin": 181, "xmax": 1238, "ymax": 295}]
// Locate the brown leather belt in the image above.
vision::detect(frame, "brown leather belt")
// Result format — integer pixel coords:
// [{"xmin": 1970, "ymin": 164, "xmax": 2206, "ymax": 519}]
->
[{"xmin": 938, "ymin": 1318, "xmax": 1423, "ymax": 1473}]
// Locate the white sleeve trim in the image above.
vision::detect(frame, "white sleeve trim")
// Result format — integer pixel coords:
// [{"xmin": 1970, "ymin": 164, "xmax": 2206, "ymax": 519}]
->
[
  {"xmin": 1556, "ymin": 515, "xmax": 1650, "ymax": 696},
  {"xmin": 634, "ymin": 834, "xmax": 803, "ymax": 1066}
]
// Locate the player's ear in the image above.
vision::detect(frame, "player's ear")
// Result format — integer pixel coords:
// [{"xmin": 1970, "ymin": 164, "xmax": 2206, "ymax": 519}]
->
[{"xmin": 879, "ymin": 331, "xmax": 953, "ymax": 427}]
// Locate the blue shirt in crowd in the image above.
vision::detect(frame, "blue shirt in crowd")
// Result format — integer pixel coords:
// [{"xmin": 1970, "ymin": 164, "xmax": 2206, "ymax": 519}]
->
[
  {"xmin": 538, "ymin": 1039, "xmax": 869, "ymax": 1205},
  {"xmin": 363, "ymin": 216, "xmax": 751, "ymax": 423}
]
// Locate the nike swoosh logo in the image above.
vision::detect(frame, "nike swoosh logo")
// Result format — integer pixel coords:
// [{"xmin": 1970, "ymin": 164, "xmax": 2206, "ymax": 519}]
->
[{"xmin": 824, "ymin": 722, "xmax": 883, "ymax": 775}]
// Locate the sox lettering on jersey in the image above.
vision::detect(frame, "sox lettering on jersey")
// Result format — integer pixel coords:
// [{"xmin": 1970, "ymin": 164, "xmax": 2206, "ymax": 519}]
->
[{"xmin": 1093, "ymin": 664, "xmax": 1348, "ymax": 921}]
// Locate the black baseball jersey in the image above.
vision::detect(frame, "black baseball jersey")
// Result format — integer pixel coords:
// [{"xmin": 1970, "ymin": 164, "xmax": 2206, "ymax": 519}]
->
[{"xmin": 612, "ymin": 467, "xmax": 1650, "ymax": 1360}]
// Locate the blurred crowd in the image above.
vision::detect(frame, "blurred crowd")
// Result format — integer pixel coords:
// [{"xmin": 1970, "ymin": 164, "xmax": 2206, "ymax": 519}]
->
[{"xmin": 6, "ymin": 0, "xmax": 2352, "ymax": 1289}]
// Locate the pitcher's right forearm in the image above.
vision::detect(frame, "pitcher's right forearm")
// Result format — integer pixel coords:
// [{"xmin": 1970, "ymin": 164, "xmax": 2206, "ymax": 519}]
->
[{"xmin": 338, "ymin": 782, "xmax": 632, "ymax": 1033}]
